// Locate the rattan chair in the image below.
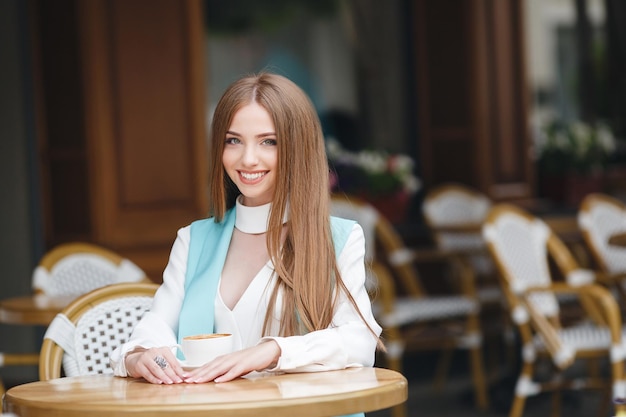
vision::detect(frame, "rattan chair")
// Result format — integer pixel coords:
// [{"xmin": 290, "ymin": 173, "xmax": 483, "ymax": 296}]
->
[
  {"xmin": 578, "ymin": 192, "xmax": 626, "ymax": 301},
  {"xmin": 483, "ymin": 203, "xmax": 626, "ymax": 417},
  {"xmin": 422, "ymin": 183, "xmax": 500, "ymax": 304},
  {"xmin": 1, "ymin": 242, "xmax": 148, "ymax": 395},
  {"xmin": 331, "ymin": 195, "xmax": 488, "ymax": 417},
  {"xmin": 39, "ymin": 282, "xmax": 158, "ymax": 380},
  {"xmin": 32, "ymin": 242, "xmax": 149, "ymax": 297},
  {"xmin": 422, "ymin": 183, "xmax": 516, "ymax": 382}
]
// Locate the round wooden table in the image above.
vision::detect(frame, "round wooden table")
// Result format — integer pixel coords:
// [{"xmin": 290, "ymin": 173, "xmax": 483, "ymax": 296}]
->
[
  {"xmin": 3, "ymin": 367, "xmax": 407, "ymax": 417},
  {"xmin": 0, "ymin": 294, "xmax": 73, "ymax": 325}
]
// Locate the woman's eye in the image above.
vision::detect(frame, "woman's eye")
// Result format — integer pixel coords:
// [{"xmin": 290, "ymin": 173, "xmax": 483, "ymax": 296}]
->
[
  {"xmin": 262, "ymin": 138, "xmax": 277, "ymax": 146},
  {"xmin": 225, "ymin": 137, "xmax": 240, "ymax": 145}
]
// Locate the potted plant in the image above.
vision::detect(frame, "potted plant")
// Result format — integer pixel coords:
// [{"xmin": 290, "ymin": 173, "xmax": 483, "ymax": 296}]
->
[
  {"xmin": 536, "ymin": 119, "xmax": 616, "ymax": 206},
  {"xmin": 326, "ymin": 138, "xmax": 421, "ymax": 223}
]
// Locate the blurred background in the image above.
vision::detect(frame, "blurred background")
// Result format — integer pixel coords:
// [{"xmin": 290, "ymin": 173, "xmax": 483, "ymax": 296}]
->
[{"xmin": 1, "ymin": 0, "xmax": 626, "ymax": 414}]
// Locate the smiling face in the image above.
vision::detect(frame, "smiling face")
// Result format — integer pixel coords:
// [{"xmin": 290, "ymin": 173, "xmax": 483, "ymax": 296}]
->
[{"xmin": 222, "ymin": 102, "xmax": 278, "ymax": 207}]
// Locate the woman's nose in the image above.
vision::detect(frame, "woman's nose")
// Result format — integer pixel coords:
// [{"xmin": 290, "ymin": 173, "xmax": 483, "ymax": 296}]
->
[{"xmin": 242, "ymin": 144, "xmax": 259, "ymax": 166}]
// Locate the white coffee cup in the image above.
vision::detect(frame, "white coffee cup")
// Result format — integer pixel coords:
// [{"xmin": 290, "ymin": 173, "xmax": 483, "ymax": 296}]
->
[{"xmin": 178, "ymin": 333, "xmax": 234, "ymax": 367}]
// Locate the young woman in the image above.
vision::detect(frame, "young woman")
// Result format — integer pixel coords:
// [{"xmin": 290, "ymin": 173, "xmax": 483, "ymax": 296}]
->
[{"xmin": 110, "ymin": 73, "xmax": 383, "ymax": 394}]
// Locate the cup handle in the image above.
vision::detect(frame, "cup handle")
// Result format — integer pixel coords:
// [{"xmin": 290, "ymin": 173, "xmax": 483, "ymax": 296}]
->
[{"xmin": 171, "ymin": 344, "xmax": 185, "ymax": 361}]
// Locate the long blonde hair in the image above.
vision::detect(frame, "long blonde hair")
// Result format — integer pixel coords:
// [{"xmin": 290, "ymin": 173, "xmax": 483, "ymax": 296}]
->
[{"xmin": 208, "ymin": 73, "xmax": 381, "ymax": 346}]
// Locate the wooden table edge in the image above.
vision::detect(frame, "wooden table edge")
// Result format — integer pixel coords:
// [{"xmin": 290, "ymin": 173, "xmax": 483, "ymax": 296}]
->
[
  {"xmin": 0, "ymin": 295, "xmax": 67, "ymax": 325},
  {"xmin": 4, "ymin": 369, "xmax": 408, "ymax": 417}
]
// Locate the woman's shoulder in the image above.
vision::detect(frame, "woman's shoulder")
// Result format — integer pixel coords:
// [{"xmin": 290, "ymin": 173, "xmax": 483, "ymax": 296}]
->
[
  {"xmin": 330, "ymin": 215, "xmax": 356, "ymax": 227},
  {"xmin": 329, "ymin": 216, "xmax": 363, "ymax": 234},
  {"xmin": 330, "ymin": 216, "xmax": 363, "ymax": 254},
  {"xmin": 174, "ymin": 217, "xmax": 216, "ymax": 243},
  {"xmin": 189, "ymin": 217, "xmax": 215, "ymax": 228},
  {"xmin": 188, "ymin": 207, "xmax": 235, "ymax": 231}
]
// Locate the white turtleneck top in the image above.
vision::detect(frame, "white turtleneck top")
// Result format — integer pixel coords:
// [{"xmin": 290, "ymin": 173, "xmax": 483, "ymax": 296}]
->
[{"xmin": 110, "ymin": 198, "xmax": 381, "ymax": 376}]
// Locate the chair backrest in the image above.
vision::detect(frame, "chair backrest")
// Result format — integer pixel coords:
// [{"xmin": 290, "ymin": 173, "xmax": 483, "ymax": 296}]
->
[
  {"xmin": 39, "ymin": 282, "xmax": 159, "ymax": 380},
  {"xmin": 331, "ymin": 194, "xmax": 425, "ymax": 297},
  {"xmin": 578, "ymin": 193, "xmax": 626, "ymax": 275},
  {"xmin": 423, "ymin": 184, "xmax": 493, "ymax": 279},
  {"xmin": 482, "ymin": 203, "xmax": 598, "ymax": 350},
  {"xmin": 32, "ymin": 242, "xmax": 148, "ymax": 297},
  {"xmin": 482, "ymin": 204, "xmax": 563, "ymax": 320},
  {"xmin": 423, "ymin": 183, "xmax": 491, "ymax": 251}
]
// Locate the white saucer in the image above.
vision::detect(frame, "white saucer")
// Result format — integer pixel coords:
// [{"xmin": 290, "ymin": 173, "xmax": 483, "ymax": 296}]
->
[{"xmin": 178, "ymin": 360, "xmax": 204, "ymax": 371}]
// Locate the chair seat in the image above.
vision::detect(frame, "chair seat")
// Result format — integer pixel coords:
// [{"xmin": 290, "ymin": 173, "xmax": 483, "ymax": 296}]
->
[
  {"xmin": 378, "ymin": 295, "xmax": 479, "ymax": 327},
  {"xmin": 534, "ymin": 321, "xmax": 626, "ymax": 353}
]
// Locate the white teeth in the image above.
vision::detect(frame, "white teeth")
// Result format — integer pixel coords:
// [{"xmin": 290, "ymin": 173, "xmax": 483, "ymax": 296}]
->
[{"xmin": 240, "ymin": 172, "xmax": 266, "ymax": 180}]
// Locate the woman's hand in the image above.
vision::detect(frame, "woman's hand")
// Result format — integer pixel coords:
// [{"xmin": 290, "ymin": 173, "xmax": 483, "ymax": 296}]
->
[
  {"xmin": 184, "ymin": 340, "xmax": 281, "ymax": 383},
  {"xmin": 125, "ymin": 346, "xmax": 187, "ymax": 384}
]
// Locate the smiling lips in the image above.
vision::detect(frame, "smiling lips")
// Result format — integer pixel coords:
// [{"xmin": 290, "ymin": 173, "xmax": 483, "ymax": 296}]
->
[{"xmin": 239, "ymin": 171, "xmax": 268, "ymax": 182}]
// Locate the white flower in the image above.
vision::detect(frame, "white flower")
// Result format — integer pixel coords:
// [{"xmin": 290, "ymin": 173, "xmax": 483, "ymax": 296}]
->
[
  {"xmin": 537, "ymin": 119, "xmax": 617, "ymax": 174},
  {"xmin": 325, "ymin": 137, "xmax": 344, "ymax": 159},
  {"xmin": 326, "ymin": 139, "xmax": 421, "ymax": 195},
  {"xmin": 596, "ymin": 123, "xmax": 616, "ymax": 153},
  {"xmin": 403, "ymin": 175, "xmax": 422, "ymax": 194},
  {"xmin": 390, "ymin": 154, "xmax": 415, "ymax": 174},
  {"xmin": 357, "ymin": 150, "xmax": 387, "ymax": 174}
]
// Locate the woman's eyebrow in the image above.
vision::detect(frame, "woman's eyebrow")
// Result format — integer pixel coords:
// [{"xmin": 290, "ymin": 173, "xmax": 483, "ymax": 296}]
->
[{"xmin": 226, "ymin": 130, "xmax": 276, "ymax": 138}]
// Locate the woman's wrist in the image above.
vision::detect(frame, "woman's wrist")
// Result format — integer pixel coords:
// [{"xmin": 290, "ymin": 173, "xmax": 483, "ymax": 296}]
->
[
  {"xmin": 258, "ymin": 339, "xmax": 281, "ymax": 370},
  {"xmin": 124, "ymin": 347, "xmax": 147, "ymax": 377}
]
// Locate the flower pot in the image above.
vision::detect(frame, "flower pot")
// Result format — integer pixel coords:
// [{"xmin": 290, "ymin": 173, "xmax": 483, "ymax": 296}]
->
[
  {"xmin": 540, "ymin": 172, "xmax": 605, "ymax": 208},
  {"xmin": 364, "ymin": 192, "xmax": 410, "ymax": 224}
]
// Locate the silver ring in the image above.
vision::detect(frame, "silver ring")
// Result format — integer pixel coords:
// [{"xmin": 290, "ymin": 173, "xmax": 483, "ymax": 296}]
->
[{"xmin": 154, "ymin": 356, "xmax": 168, "ymax": 369}]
